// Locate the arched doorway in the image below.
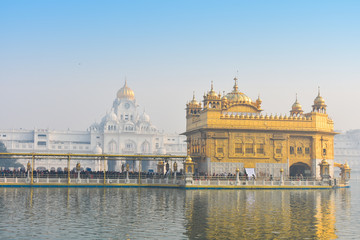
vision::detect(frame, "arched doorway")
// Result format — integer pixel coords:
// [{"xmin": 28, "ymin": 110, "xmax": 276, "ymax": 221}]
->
[{"xmin": 290, "ymin": 162, "xmax": 311, "ymax": 177}]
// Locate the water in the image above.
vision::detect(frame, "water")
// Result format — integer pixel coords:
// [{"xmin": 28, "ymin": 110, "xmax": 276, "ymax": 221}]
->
[{"xmin": 0, "ymin": 182, "xmax": 359, "ymax": 239}]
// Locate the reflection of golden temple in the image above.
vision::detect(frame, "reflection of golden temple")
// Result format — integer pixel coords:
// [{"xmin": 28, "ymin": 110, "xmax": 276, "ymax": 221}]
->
[
  {"xmin": 184, "ymin": 78, "xmax": 348, "ymax": 179},
  {"xmin": 334, "ymin": 162, "xmax": 351, "ymax": 184},
  {"xmin": 184, "ymin": 189, "xmax": 338, "ymax": 239}
]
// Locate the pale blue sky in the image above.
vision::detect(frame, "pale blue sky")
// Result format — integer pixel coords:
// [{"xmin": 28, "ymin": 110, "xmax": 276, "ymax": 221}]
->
[{"xmin": 1, "ymin": 0, "xmax": 359, "ymax": 133}]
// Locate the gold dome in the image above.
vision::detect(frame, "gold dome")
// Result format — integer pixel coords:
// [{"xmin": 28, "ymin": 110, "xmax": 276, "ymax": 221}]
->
[
  {"xmin": 225, "ymin": 77, "xmax": 252, "ymax": 102},
  {"xmin": 208, "ymin": 81, "xmax": 218, "ymax": 97},
  {"xmin": 117, "ymin": 80, "xmax": 135, "ymax": 100},
  {"xmin": 314, "ymin": 95, "xmax": 325, "ymax": 105},
  {"xmin": 290, "ymin": 94, "xmax": 303, "ymax": 116},
  {"xmin": 190, "ymin": 91, "xmax": 199, "ymax": 105},
  {"xmin": 292, "ymin": 98, "xmax": 302, "ymax": 111},
  {"xmin": 256, "ymin": 95, "xmax": 262, "ymax": 104},
  {"xmin": 314, "ymin": 87, "xmax": 326, "ymax": 106}
]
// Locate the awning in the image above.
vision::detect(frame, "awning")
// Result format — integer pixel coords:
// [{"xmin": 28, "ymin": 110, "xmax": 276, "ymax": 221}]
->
[{"xmin": 245, "ymin": 168, "xmax": 256, "ymax": 177}]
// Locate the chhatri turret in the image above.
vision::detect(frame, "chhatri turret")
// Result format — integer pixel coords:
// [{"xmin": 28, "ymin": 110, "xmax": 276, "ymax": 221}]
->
[
  {"xmin": 186, "ymin": 92, "xmax": 202, "ymax": 117},
  {"xmin": 290, "ymin": 94, "xmax": 304, "ymax": 117},
  {"xmin": 312, "ymin": 87, "xmax": 327, "ymax": 113},
  {"xmin": 203, "ymin": 81, "xmax": 222, "ymax": 110}
]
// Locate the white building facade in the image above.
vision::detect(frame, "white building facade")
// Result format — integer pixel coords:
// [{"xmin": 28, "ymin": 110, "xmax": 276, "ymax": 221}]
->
[
  {"xmin": 0, "ymin": 81, "xmax": 187, "ymax": 171},
  {"xmin": 334, "ymin": 129, "xmax": 360, "ymax": 171}
]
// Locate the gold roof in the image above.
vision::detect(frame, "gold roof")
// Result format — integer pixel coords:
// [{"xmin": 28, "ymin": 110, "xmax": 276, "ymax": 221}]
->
[{"xmin": 117, "ymin": 80, "xmax": 135, "ymax": 100}]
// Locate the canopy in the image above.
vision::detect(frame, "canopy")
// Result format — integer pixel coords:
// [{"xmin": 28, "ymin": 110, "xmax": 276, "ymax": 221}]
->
[{"xmin": 245, "ymin": 168, "xmax": 256, "ymax": 177}]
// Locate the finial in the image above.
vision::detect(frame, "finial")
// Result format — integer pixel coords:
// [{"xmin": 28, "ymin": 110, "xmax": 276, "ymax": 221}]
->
[
  {"xmin": 233, "ymin": 76, "xmax": 238, "ymax": 91},
  {"xmin": 192, "ymin": 91, "xmax": 196, "ymax": 100},
  {"xmin": 318, "ymin": 86, "xmax": 321, "ymax": 96},
  {"xmin": 211, "ymin": 81, "xmax": 214, "ymax": 91},
  {"xmin": 124, "ymin": 76, "xmax": 128, "ymax": 87}
]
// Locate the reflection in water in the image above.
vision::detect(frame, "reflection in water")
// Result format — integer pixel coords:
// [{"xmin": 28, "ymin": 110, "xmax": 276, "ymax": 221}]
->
[
  {"xmin": 184, "ymin": 190, "xmax": 338, "ymax": 239},
  {"xmin": 0, "ymin": 187, "xmax": 355, "ymax": 239}
]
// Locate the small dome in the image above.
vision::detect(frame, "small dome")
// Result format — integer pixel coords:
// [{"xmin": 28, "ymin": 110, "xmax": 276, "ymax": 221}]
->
[
  {"xmin": 208, "ymin": 81, "xmax": 218, "ymax": 97},
  {"xmin": 292, "ymin": 99, "xmax": 302, "ymax": 111},
  {"xmin": 314, "ymin": 95, "xmax": 325, "ymax": 105},
  {"xmin": 256, "ymin": 95, "xmax": 262, "ymax": 105},
  {"xmin": 117, "ymin": 80, "xmax": 135, "ymax": 100},
  {"xmin": 93, "ymin": 145, "xmax": 103, "ymax": 154},
  {"xmin": 140, "ymin": 112, "xmax": 150, "ymax": 122},
  {"xmin": 290, "ymin": 95, "xmax": 304, "ymax": 116},
  {"xmin": 191, "ymin": 99, "xmax": 199, "ymax": 104},
  {"xmin": 107, "ymin": 110, "xmax": 118, "ymax": 122},
  {"xmin": 314, "ymin": 87, "xmax": 326, "ymax": 106},
  {"xmin": 190, "ymin": 92, "xmax": 199, "ymax": 104}
]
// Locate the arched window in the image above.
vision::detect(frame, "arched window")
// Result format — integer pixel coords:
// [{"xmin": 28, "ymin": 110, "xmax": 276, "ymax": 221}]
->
[
  {"xmin": 297, "ymin": 147, "xmax": 303, "ymax": 154},
  {"xmin": 108, "ymin": 141, "xmax": 117, "ymax": 153},
  {"xmin": 290, "ymin": 146, "xmax": 295, "ymax": 154},
  {"xmin": 245, "ymin": 144, "xmax": 253, "ymax": 153},
  {"xmin": 141, "ymin": 141, "xmax": 150, "ymax": 153},
  {"xmin": 235, "ymin": 143, "xmax": 243, "ymax": 154}
]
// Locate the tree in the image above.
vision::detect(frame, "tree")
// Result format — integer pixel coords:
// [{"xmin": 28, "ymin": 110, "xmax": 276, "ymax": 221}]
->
[{"xmin": 0, "ymin": 141, "xmax": 24, "ymax": 169}]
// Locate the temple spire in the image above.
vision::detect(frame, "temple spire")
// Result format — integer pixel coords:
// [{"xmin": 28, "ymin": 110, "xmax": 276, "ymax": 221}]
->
[{"xmin": 233, "ymin": 77, "xmax": 238, "ymax": 92}]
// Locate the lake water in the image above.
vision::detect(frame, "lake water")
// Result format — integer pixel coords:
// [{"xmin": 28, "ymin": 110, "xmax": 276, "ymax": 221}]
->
[{"xmin": 0, "ymin": 181, "xmax": 359, "ymax": 239}]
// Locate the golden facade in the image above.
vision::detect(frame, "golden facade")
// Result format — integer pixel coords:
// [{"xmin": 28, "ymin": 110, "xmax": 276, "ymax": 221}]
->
[{"xmin": 184, "ymin": 78, "xmax": 336, "ymax": 178}]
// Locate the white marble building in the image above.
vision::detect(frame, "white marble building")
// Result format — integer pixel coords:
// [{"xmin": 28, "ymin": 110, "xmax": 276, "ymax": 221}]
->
[
  {"xmin": 334, "ymin": 129, "xmax": 360, "ymax": 171},
  {"xmin": 0, "ymin": 81, "xmax": 187, "ymax": 171}
]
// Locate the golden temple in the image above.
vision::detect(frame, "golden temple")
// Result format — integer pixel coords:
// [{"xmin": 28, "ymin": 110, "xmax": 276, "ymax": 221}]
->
[{"xmin": 184, "ymin": 77, "xmax": 344, "ymax": 179}]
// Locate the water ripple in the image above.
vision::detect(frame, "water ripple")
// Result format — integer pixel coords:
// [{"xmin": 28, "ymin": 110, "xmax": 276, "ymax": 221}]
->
[{"xmin": 0, "ymin": 184, "xmax": 358, "ymax": 239}]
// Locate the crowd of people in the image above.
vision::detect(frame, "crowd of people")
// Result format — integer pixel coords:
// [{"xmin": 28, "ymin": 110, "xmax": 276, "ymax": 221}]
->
[
  {"xmin": 0, "ymin": 168, "xmax": 185, "ymax": 179},
  {"xmin": 0, "ymin": 168, "xmax": 307, "ymax": 181}
]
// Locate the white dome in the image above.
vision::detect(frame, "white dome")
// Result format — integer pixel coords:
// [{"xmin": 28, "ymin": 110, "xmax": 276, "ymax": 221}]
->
[
  {"xmin": 93, "ymin": 145, "xmax": 103, "ymax": 154},
  {"xmin": 140, "ymin": 112, "xmax": 150, "ymax": 123},
  {"xmin": 108, "ymin": 111, "xmax": 118, "ymax": 122}
]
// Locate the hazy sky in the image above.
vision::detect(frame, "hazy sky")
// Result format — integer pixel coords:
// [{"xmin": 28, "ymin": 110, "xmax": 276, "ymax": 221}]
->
[{"xmin": 1, "ymin": 0, "xmax": 359, "ymax": 133}]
